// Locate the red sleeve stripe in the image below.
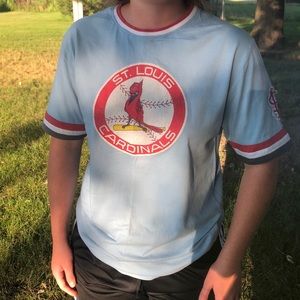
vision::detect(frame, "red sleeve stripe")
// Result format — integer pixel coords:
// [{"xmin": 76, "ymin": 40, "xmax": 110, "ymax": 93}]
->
[
  {"xmin": 45, "ymin": 112, "xmax": 85, "ymax": 131},
  {"xmin": 229, "ymin": 129, "xmax": 288, "ymax": 153}
]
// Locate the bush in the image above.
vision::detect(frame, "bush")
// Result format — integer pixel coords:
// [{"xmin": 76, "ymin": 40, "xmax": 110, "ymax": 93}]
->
[
  {"xmin": 56, "ymin": 0, "xmax": 72, "ymax": 15},
  {"xmin": 56, "ymin": 0, "xmax": 104, "ymax": 16},
  {"xmin": 83, "ymin": 0, "xmax": 104, "ymax": 15},
  {"xmin": 0, "ymin": 0, "xmax": 11, "ymax": 11},
  {"xmin": 11, "ymin": 0, "xmax": 58, "ymax": 11}
]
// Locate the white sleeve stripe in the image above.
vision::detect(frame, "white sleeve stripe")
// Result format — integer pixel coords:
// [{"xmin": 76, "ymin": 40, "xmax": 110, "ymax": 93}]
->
[
  {"xmin": 43, "ymin": 119, "xmax": 86, "ymax": 136},
  {"xmin": 233, "ymin": 133, "xmax": 290, "ymax": 159}
]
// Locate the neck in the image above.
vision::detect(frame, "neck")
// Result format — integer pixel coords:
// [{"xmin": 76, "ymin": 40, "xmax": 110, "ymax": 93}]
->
[{"xmin": 121, "ymin": 1, "xmax": 190, "ymax": 30}]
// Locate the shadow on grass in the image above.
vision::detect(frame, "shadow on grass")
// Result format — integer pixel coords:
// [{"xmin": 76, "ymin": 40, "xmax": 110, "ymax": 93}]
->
[
  {"xmin": 0, "ymin": 120, "xmax": 44, "ymax": 154},
  {"xmin": 0, "ymin": 120, "xmax": 45, "ymax": 193},
  {"xmin": 0, "ymin": 214, "xmax": 69, "ymax": 300},
  {"xmin": 222, "ymin": 139, "xmax": 300, "ymax": 299},
  {"xmin": 0, "ymin": 214, "xmax": 49, "ymax": 299},
  {"xmin": 249, "ymin": 139, "xmax": 300, "ymax": 299}
]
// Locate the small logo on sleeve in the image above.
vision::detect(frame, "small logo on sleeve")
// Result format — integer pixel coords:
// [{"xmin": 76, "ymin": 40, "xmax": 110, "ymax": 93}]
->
[
  {"xmin": 93, "ymin": 64, "xmax": 187, "ymax": 155},
  {"xmin": 268, "ymin": 87, "xmax": 280, "ymax": 120}
]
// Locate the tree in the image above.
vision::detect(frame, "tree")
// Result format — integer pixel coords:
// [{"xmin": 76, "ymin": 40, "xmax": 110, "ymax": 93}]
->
[
  {"xmin": 57, "ymin": 0, "xmax": 104, "ymax": 16},
  {"xmin": 251, "ymin": 0, "xmax": 285, "ymax": 50}
]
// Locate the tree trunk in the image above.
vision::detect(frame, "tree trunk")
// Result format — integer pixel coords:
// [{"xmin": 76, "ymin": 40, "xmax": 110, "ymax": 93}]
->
[{"xmin": 251, "ymin": 0, "xmax": 285, "ymax": 50}]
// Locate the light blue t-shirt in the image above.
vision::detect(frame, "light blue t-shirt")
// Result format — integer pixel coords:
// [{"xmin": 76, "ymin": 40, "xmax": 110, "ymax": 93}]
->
[{"xmin": 43, "ymin": 6, "xmax": 290, "ymax": 280}]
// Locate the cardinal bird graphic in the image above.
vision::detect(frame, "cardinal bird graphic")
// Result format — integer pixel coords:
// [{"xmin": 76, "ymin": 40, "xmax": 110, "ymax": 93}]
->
[{"xmin": 122, "ymin": 81, "xmax": 164, "ymax": 134}]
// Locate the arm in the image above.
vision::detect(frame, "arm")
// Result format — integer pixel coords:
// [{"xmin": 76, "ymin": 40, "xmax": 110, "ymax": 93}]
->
[
  {"xmin": 48, "ymin": 137, "xmax": 83, "ymax": 297},
  {"xmin": 199, "ymin": 158, "xmax": 279, "ymax": 300}
]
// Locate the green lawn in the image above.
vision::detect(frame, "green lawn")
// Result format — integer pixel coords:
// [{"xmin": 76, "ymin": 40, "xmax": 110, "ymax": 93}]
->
[
  {"xmin": 0, "ymin": 4, "xmax": 299, "ymax": 300},
  {"xmin": 0, "ymin": 12, "xmax": 75, "ymax": 300}
]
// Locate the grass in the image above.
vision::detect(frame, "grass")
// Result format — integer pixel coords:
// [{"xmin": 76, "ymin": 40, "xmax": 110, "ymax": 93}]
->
[
  {"xmin": 0, "ymin": 12, "xmax": 74, "ymax": 300},
  {"xmin": 0, "ymin": 4, "xmax": 300, "ymax": 300}
]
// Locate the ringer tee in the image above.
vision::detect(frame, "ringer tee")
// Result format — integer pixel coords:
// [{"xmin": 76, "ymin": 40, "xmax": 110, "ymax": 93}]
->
[{"xmin": 43, "ymin": 6, "xmax": 290, "ymax": 280}]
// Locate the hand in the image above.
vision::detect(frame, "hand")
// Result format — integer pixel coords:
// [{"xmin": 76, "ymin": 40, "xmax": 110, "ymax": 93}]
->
[
  {"xmin": 199, "ymin": 261, "xmax": 241, "ymax": 300},
  {"xmin": 51, "ymin": 241, "xmax": 78, "ymax": 297}
]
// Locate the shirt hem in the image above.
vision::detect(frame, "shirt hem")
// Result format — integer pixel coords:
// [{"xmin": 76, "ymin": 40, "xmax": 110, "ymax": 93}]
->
[{"xmin": 76, "ymin": 209, "xmax": 220, "ymax": 280}]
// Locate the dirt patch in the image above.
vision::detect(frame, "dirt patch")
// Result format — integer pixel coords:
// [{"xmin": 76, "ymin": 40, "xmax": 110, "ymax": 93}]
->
[{"xmin": 0, "ymin": 49, "xmax": 57, "ymax": 87}]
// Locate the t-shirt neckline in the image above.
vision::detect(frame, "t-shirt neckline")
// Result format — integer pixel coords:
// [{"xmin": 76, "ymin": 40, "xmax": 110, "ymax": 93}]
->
[{"xmin": 114, "ymin": 5, "xmax": 197, "ymax": 36}]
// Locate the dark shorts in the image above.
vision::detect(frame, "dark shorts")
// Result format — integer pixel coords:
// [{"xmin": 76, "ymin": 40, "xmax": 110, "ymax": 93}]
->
[{"xmin": 71, "ymin": 224, "xmax": 221, "ymax": 300}]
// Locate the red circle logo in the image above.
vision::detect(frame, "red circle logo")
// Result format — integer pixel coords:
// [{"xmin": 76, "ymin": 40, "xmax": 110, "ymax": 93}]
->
[{"xmin": 93, "ymin": 64, "xmax": 187, "ymax": 155}]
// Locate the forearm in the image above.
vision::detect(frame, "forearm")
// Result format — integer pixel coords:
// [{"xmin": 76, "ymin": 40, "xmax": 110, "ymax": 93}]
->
[
  {"xmin": 48, "ymin": 137, "xmax": 83, "ymax": 246},
  {"xmin": 217, "ymin": 158, "xmax": 279, "ymax": 271}
]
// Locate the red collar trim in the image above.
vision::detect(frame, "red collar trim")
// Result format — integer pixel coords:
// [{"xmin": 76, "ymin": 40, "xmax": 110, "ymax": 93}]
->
[{"xmin": 115, "ymin": 5, "xmax": 196, "ymax": 34}]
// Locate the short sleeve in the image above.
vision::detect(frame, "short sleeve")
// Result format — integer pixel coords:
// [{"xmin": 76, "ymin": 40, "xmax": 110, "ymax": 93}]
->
[
  {"xmin": 42, "ymin": 27, "xmax": 86, "ymax": 140},
  {"xmin": 222, "ymin": 38, "xmax": 290, "ymax": 164}
]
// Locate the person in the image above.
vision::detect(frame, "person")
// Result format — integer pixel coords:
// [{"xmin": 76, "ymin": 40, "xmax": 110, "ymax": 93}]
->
[{"xmin": 42, "ymin": 0, "xmax": 291, "ymax": 299}]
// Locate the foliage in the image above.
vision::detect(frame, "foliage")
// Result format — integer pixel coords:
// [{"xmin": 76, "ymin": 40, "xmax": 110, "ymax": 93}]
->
[
  {"xmin": 9, "ymin": 0, "xmax": 58, "ymax": 11},
  {"xmin": 1, "ymin": 0, "xmax": 106, "ymax": 13},
  {"xmin": 0, "ymin": 0, "xmax": 11, "ymax": 11},
  {"xmin": 56, "ymin": 0, "xmax": 104, "ymax": 16},
  {"xmin": 56, "ymin": 0, "xmax": 71, "ymax": 15},
  {"xmin": 83, "ymin": 0, "xmax": 104, "ymax": 15}
]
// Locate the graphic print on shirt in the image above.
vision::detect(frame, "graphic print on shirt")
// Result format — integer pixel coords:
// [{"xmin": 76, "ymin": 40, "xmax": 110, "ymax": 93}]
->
[
  {"xmin": 93, "ymin": 64, "xmax": 187, "ymax": 155},
  {"xmin": 268, "ymin": 87, "xmax": 280, "ymax": 120}
]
